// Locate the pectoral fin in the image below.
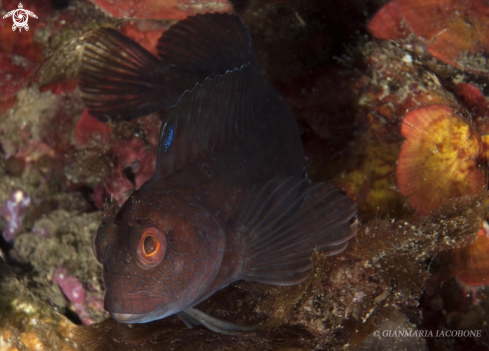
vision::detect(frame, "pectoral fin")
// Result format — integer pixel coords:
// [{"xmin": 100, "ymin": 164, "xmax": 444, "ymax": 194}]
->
[
  {"xmin": 180, "ymin": 307, "xmax": 266, "ymax": 335},
  {"xmin": 232, "ymin": 177, "xmax": 357, "ymax": 285}
]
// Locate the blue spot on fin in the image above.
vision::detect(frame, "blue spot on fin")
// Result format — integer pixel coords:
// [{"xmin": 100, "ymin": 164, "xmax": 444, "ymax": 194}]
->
[{"xmin": 162, "ymin": 122, "xmax": 175, "ymax": 153}]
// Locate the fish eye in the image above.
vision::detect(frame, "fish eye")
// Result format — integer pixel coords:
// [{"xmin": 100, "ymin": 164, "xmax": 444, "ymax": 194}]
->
[
  {"xmin": 137, "ymin": 227, "xmax": 166, "ymax": 267},
  {"xmin": 143, "ymin": 235, "xmax": 158, "ymax": 256}
]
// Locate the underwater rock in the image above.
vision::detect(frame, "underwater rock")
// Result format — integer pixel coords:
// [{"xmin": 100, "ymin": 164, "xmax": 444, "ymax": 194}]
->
[
  {"xmin": 40, "ymin": 79, "xmax": 79, "ymax": 96},
  {"xmin": 64, "ymin": 147, "xmax": 112, "ymax": 187},
  {"xmin": 356, "ymin": 308, "xmax": 428, "ymax": 351},
  {"xmin": 11, "ymin": 210, "xmax": 107, "ymax": 325},
  {"xmin": 0, "ymin": 258, "xmax": 75, "ymax": 351},
  {"xmin": 0, "ymin": 88, "xmax": 57, "ymax": 160},
  {"xmin": 4, "ymin": 156, "xmax": 26, "ymax": 177},
  {"xmin": 32, "ymin": 215, "xmax": 58, "ymax": 239},
  {"xmin": 453, "ymin": 83, "xmax": 489, "ymax": 136},
  {"xmin": 75, "ymin": 110, "xmax": 111, "ymax": 147},
  {"xmin": 418, "ymin": 273, "xmax": 489, "ymax": 350}
]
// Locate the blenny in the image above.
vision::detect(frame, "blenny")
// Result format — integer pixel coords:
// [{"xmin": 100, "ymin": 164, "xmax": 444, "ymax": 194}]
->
[{"xmin": 80, "ymin": 13, "xmax": 357, "ymax": 334}]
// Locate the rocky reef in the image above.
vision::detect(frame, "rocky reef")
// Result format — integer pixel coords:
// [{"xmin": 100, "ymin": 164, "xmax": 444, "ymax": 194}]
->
[{"xmin": 1, "ymin": 0, "xmax": 489, "ymax": 350}]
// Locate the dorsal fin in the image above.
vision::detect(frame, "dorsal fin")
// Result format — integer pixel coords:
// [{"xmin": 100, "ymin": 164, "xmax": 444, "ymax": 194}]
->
[
  {"xmin": 79, "ymin": 13, "xmax": 255, "ymax": 122},
  {"xmin": 80, "ymin": 27, "xmax": 170, "ymax": 122},
  {"xmin": 157, "ymin": 13, "xmax": 255, "ymax": 80},
  {"xmin": 155, "ymin": 62, "xmax": 269, "ymax": 178}
]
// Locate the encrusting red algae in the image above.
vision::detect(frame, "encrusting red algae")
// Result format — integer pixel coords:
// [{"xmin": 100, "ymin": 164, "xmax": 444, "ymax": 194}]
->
[{"xmin": 81, "ymin": 13, "xmax": 357, "ymax": 334}]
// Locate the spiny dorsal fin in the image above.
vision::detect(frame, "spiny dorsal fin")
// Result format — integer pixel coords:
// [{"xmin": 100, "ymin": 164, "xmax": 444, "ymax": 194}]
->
[
  {"xmin": 80, "ymin": 28, "xmax": 170, "ymax": 122},
  {"xmin": 232, "ymin": 177, "xmax": 357, "ymax": 285},
  {"xmin": 80, "ymin": 13, "xmax": 256, "ymax": 123},
  {"xmin": 155, "ymin": 63, "xmax": 269, "ymax": 178},
  {"xmin": 157, "ymin": 13, "xmax": 255, "ymax": 79}
]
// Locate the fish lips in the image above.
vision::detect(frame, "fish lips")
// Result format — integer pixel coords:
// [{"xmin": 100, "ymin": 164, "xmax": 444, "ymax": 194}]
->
[
  {"xmin": 105, "ymin": 290, "xmax": 170, "ymax": 323},
  {"xmin": 110, "ymin": 306, "xmax": 172, "ymax": 324},
  {"xmin": 111, "ymin": 311, "xmax": 152, "ymax": 323}
]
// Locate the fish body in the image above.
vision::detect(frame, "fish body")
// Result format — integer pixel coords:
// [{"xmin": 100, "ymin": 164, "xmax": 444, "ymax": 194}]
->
[{"xmin": 83, "ymin": 13, "xmax": 357, "ymax": 333}]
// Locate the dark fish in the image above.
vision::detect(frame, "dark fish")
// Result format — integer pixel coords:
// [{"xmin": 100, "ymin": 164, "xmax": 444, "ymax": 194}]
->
[{"xmin": 83, "ymin": 13, "xmax": 357, "ymax": 334}]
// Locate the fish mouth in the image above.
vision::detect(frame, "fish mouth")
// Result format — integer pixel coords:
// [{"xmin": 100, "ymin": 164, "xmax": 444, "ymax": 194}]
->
[
  {"xmin": 107, "ymin": 291, "xmax": 170, "ymax": 323},
  {"xmin": 111, "ymin": 312, "xmax": 146, "ymax": 323},
  {"xmin": 110, "ymin": 308, "xmax": 170, "ymax": 324}
]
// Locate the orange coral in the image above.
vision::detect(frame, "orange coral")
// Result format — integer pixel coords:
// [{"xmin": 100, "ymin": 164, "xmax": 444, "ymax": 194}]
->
[
  {"xmin": 397, "ymin": 104, "xmax": 485, "ymax": 215},
  {"xmin": 369, "ymin": 0, "xmax": 489, "ymax": 75},
  {"xmin": 367, "ymin": 1, "xmax": 409, "ymax": 40},
  {"xmin": 456, "ymin": 222, "xmax": 489, "ymax": 287}
]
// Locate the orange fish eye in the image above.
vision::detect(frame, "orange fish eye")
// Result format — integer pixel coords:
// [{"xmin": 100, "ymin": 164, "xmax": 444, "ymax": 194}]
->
[
  {"xmin": 137, "ymin": 227, "xmax": 166, "ymax": 267},
  {"xmin": 143, "ymin": 235, "xmax": 159, "ymax": 256}
]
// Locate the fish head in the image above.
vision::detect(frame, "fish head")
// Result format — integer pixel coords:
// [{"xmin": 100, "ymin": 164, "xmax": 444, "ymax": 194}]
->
[{"xmin": 93, "ymin": 192, "xmax": 225, "ymax": 323}]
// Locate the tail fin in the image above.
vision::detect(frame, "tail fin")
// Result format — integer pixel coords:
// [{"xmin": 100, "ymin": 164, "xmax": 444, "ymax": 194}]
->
[
  {"xmin": 232, "ymin": 177, "xmax": 357, "ymax": 285},
  {"xmin": 79, "ymin": 13, "xmax": 255, "ymax": 122}
]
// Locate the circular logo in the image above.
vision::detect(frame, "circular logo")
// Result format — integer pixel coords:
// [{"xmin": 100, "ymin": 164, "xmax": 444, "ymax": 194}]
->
[{"xmin": 13, "ymin": 9, "xmax": 28, "ymax": 27}]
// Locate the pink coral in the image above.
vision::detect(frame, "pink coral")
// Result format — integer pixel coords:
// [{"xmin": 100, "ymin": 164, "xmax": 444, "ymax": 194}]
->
[
  {"xmin": 0, "ymin": 189, "xmax": 31, "ymax": 242},
  {"xmin": 102, "ymin": 138, "xmax": 156, "ymax": 206},
  {"xmin": 52, "ymin": 267, "xmax": 95, "ymax": 325}
]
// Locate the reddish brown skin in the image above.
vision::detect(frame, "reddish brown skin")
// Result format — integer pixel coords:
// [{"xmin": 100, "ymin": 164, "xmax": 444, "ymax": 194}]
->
[{"xmin": 94, "ymin": 87, "xmax": 305, "ymax": 323}]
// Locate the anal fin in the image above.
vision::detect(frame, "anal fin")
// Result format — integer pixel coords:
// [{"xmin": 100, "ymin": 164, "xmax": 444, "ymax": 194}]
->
[{"xmin": 232, "ymin": 177, "xmax": 357, "ymax": 285}]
